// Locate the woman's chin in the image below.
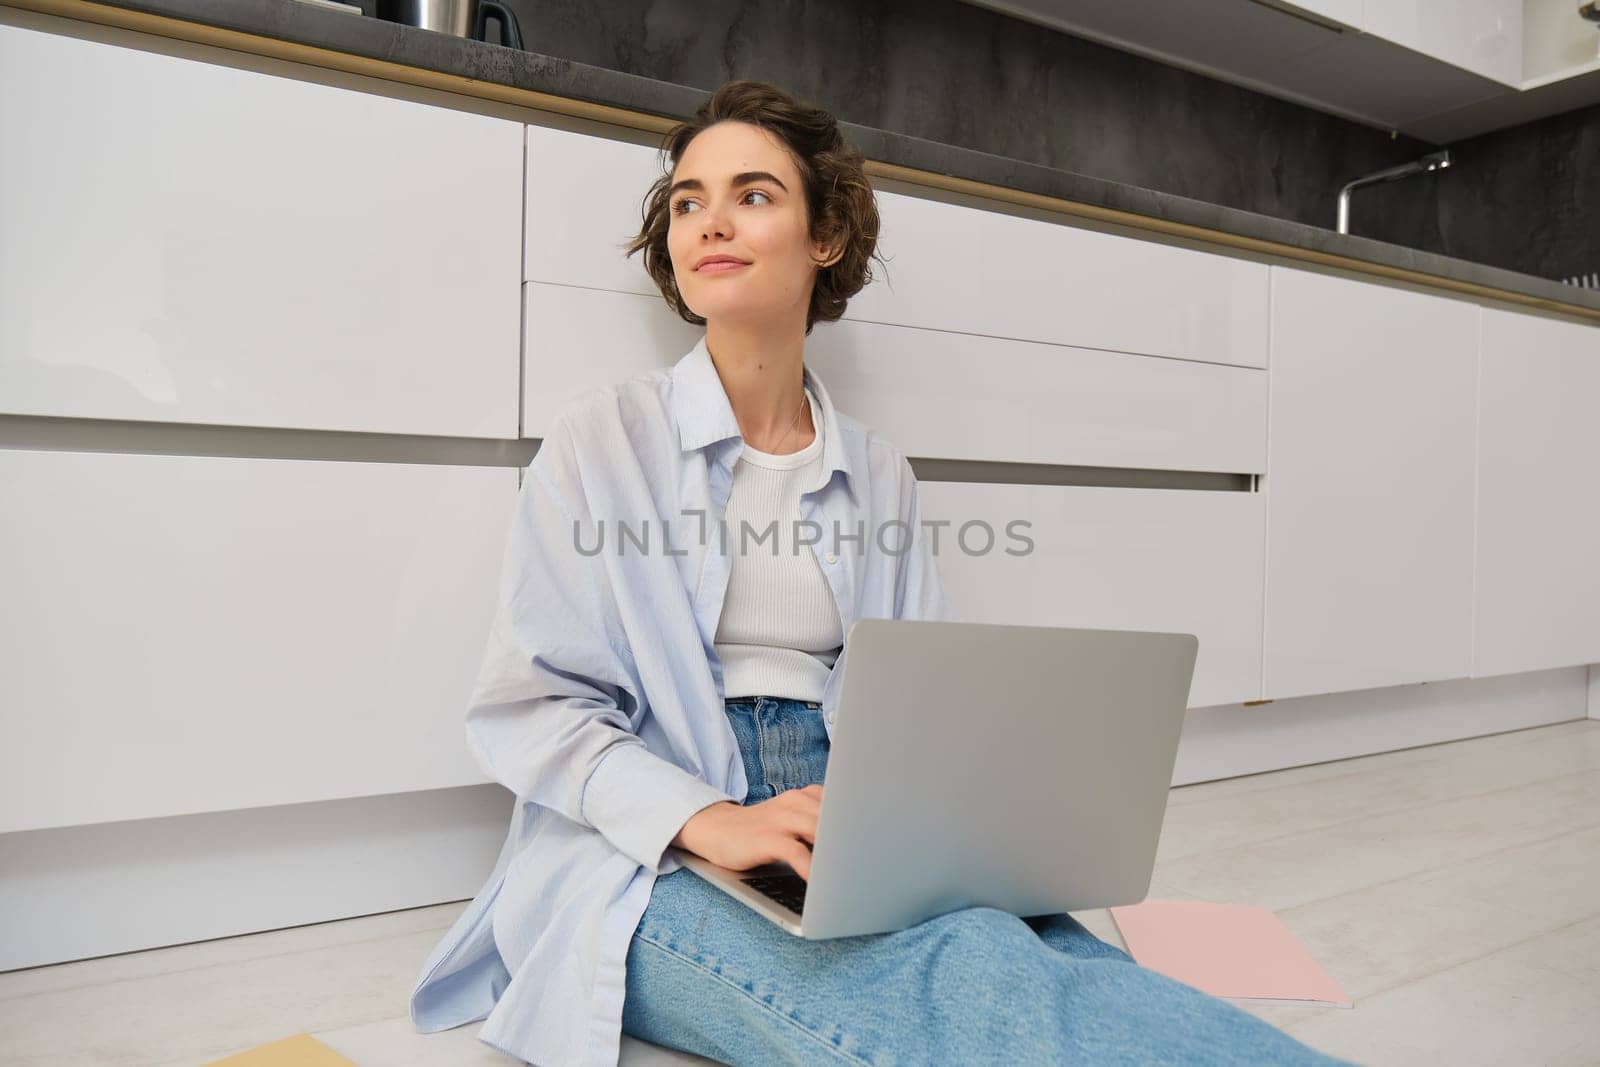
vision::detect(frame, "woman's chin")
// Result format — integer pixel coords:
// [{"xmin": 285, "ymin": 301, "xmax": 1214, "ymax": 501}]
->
[{"xmin": 688, "ymin": 299, "xmax": 773, "ymax": 324}]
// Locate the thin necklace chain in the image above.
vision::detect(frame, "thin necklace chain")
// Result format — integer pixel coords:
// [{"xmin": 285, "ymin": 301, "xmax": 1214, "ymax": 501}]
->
[{"xmin": 761, "ymin": 387, "xmax": 808, "ymax": 455}]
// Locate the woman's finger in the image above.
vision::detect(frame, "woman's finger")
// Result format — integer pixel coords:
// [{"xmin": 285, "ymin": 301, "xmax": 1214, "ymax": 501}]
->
[
  {"xmin": 785, "ymin": 840, "xmax": 812, "ymax": 881},
  {"xmin": 780, "ymin": 787, "xmax": 821, "ymax": 815},
  {"xmin": 787, "ymin": 813, "xmax": 817, "ymax": 845}
]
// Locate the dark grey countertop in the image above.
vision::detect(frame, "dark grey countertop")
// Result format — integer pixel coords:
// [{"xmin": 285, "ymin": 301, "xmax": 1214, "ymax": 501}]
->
[{"xmin": 24, "ymin": 0, "xmax": 1600, "ymax": 321}]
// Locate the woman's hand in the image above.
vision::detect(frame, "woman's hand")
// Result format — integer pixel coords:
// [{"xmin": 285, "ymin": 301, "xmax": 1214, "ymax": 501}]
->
[{"xmin": 671, "ymin": 784, "xmax": 824, "ymax": 880}]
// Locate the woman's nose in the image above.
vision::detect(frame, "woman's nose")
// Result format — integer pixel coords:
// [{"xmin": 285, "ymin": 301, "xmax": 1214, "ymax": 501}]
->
[{"xmin": 699, "ymin": 200, "xmax": 733, "ymax": 238}]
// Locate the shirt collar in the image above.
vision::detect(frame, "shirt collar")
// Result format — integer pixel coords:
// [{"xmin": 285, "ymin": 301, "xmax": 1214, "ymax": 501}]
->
[{"xmin": 670, "ymin": 333, "xmax": 855, "ymax": 498}]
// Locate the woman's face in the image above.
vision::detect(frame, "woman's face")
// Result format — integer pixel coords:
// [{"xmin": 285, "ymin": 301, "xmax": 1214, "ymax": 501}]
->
[{"xmin": 666, "ymin": 121, "xmax": 839, "ymax": 329}]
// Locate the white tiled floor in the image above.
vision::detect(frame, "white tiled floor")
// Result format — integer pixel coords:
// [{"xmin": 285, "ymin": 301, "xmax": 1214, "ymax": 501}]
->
[{"xmin": 3, "ymin": 719, "xmax": 1597, "ymax": 1066}]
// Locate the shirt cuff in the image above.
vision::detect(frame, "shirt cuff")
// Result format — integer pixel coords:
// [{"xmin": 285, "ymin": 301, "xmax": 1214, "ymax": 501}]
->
[{"xmin": 580, "ymin": 741, "xmax": 739, "ymax": 873}]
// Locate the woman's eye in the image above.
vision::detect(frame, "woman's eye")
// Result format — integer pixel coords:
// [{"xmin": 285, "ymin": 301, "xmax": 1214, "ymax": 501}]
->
[{"xmin": 671, "ymin": 189, "xmax": 772, "ymax": 215}]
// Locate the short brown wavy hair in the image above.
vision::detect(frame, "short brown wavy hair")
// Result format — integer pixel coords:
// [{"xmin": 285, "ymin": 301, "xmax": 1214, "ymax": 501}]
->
[{"xmin": 624, "ymin": 80, "xmax": 884, "ymax": 335}]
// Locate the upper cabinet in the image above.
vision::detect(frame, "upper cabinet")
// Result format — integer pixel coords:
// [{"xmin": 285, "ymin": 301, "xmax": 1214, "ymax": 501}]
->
[
  {"xmin": 1522, "ymin": 0, "xmax": 1600, "ymax": 87},
  {"xmin": 0, "ymin": 24, "xmax": 524, "ymax": 439},
  {"xmin": 959, "ymin": 0, "xmax": 1587, "ymax": 140},
  {"xmin": 524, "ymin": 123, "xmax": 1269, "ymax": 371},
  {"xmin": 1356, "ymin": 0, "xmax": 1523, "ymax": 87},
  {"xmin": 1261, "ymin": 266, "xmax": 1479, "ymax": 700},
  {"xmin": 1472, "ymin": 307, "xmax": 1600, "ymax": 679},
  {"xmin": 1284, "ymin": 1, "xmax": 1364, "ymax": 27}
]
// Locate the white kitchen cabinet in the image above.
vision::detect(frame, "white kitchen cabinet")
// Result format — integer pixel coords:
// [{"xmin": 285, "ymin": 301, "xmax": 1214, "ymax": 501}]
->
[
  {"xmin": 1262, "ymin": 266, "xmax": 1478, "ymax": 700},
  {"xmin": 1523, "ymin": 2, "xmax": 1600, "ymax": 87},
  {"xmin": 1282, "ymin": 0, "xmax": 1362, "ymax": 26},
  {"xmin": 523, "ymin": 124, "xmax": 1270, "ymax": 370},
  {"xmin": 1472, "ymin": 308, "xmax": 1600, "ymax": 678},
  {"xmin": 1360, "ymin": 0, "xmax": 1522, "ymax": 87},
  {"xmin": 0, "ymin": 449, "xmax": 517, "ymax": 834},
  {"xmin": 0, "ymin": 24, "xmax": 523, "ymax": 438},
  {"xmin": 920, "ymin": 480, "xmax": 1266, "ymax": 708},
  {"xmin": 523, "ymin": 282, "xmax": 1268, "ymax": 474},
  {"xmin": 1286, "ymin": 0, "xmax": 1526, "ymax": 86}
]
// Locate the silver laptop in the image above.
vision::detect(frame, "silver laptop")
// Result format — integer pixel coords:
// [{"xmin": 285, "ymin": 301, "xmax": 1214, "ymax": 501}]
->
[{"xmin": 669, "ymin": 617, "xmax": 1199, "ymax": 940}]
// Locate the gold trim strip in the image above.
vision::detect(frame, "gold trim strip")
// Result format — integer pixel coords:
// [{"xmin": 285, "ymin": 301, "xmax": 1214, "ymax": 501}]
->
[{"xmin": 8, "ymin": 0, "xmax": 1599, "ymax": 326}]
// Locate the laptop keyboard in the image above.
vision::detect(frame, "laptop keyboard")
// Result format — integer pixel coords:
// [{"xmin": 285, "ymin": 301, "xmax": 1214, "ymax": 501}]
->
[{"xmin": 741, "ymin": 872, "xmax": 807, "ymax": 914}]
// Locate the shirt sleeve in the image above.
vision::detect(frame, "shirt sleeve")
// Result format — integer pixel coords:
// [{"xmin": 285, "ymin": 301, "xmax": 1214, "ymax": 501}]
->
[
  {"xmin": 463, "ymin": 413, "xmax": 737, "ymax": 874},
  {"xmin": 891, "ymin": 453, "xmax": 953, "ymax": 623}
]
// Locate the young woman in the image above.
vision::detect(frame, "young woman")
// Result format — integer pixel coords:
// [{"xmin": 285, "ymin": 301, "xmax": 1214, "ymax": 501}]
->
[{"xmin": 410, "ymin": 81, "xmax": 1357, "ymax": 1067}]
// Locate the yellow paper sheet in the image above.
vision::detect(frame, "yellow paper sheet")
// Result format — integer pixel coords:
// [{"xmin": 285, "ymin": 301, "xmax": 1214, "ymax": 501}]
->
[{"xmin": 203, "ymin": 1033, "xmax": 359, "ymax": 1066}]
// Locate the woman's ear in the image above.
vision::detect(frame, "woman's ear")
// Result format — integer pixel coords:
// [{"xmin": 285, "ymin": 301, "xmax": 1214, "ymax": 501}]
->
[{"xmin": 813, "ymin": 233, "xmax": 846, "ymax": 270}]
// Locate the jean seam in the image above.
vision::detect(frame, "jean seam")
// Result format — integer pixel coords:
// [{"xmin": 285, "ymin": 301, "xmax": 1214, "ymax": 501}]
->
[{"xmin": 634, "ymin": 929, "xmax": 878, "ymax": 1066}]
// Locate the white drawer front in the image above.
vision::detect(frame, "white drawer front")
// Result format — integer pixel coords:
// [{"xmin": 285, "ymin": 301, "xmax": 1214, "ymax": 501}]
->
[
  {"xmin": 524, "ymin": 282, "xmax": 1266, "ymax": 473},
  {"xmin": 0, "ymin": 24, "xmax": 523, "ymax": 438},
  {"xmin": 852, "ymin": 190, "xmax": 1269, "ymax": 369},
  {"xmin": 0, "ymin": 449, "xmax": 516, "ymax": 832},
  {"xmin": 525, "ymin": 123, "xmax": 663, "ymax": 294},
  {"xmin": 920, "ymin": 481, "xmax": 1265, "ymax": 708}
]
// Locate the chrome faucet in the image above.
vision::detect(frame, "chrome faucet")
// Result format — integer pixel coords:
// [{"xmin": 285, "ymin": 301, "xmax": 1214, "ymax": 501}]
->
[{"xmin": 1336, "ymin": 149, "xmax": 1451, "ymax": 234}]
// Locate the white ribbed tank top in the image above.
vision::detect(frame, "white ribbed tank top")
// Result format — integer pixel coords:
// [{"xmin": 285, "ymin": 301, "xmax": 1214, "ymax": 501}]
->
[{"xmin": 713, "ymin": 385, "xmax": 843, "ymax": 702}]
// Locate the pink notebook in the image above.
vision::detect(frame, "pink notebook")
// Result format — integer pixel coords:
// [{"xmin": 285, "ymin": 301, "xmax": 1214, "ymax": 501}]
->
[{"xmin": 1108, "ymin": 899, "xmax": 1352, "ymax": 1009}]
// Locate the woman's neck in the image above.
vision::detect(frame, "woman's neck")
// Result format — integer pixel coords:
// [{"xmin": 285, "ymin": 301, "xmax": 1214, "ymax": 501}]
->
[{"xmin": 705, "ymin": 325, "xmax": 814, "ymax": 453}]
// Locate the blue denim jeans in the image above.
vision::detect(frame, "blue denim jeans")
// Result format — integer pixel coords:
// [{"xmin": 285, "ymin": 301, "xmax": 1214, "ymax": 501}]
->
[{"xmin": 622, "ymin": 696, "xmax": 1358, "ymax": 1066}]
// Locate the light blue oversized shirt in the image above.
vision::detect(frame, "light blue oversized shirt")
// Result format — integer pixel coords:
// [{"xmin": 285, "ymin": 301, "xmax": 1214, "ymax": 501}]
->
[{"xmin": 409, "ymin": 333, "xmax": 950, "ymax": 1066}]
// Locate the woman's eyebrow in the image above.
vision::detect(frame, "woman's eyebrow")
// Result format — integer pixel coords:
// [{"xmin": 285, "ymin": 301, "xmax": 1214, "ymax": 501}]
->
[{"xmin": 668, "ymin": 171, "xmax": 789, "ymax": 199}]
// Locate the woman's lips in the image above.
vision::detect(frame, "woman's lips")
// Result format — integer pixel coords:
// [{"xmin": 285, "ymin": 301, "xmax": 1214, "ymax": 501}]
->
[{"xmin": 698, "ymin": 260, "xmax": 749, "ymax": 273}]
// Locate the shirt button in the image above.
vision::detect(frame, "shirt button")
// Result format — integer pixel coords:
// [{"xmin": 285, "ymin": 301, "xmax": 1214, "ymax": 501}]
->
[{"xmin": 825, "ymin": 552, "xmax": 837, "ymax": 565}]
